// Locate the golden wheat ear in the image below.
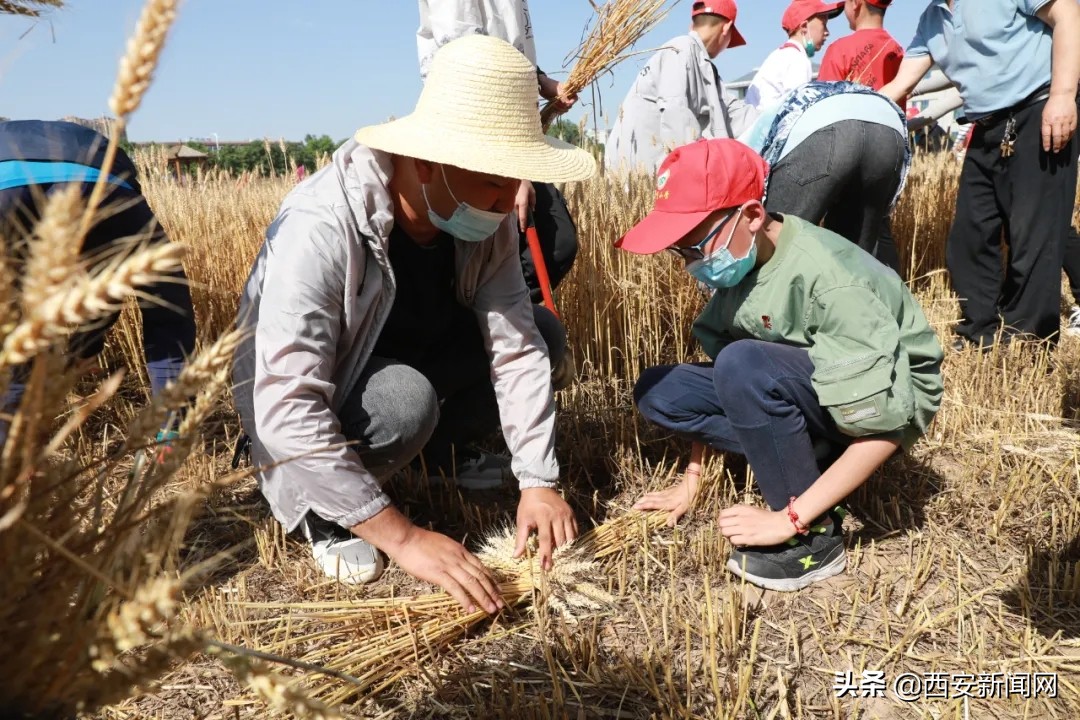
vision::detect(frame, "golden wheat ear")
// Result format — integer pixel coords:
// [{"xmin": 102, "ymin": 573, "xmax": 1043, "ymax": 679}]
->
[
  {"xmin": 0, "ymin": 0, "xmax": 64, "ymax": 16},
  {"xmin": 540, "ymin": 0, "xmax": 676, "ymax": 130}
]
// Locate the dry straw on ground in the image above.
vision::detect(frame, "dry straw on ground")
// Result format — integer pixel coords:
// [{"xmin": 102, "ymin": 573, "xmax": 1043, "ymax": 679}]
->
[
  {"xmin": 5, "ymin": 4, "xmax": 1080, "ymax": 710},
  {"xmin": 82, "ymin": 149, "xmax": 1080, "ymax": 718}
]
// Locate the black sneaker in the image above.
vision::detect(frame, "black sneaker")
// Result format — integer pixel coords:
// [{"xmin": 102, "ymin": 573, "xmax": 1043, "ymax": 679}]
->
[{"xmin": 726, "ymin": 509, "xmax": 847, "ymax": 592}]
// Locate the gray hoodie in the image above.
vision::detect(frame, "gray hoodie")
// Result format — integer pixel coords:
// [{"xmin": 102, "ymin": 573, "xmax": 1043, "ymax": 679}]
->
[{"xmin": 233, "ymin": 141, "xmax": 558, "ymax": 532}]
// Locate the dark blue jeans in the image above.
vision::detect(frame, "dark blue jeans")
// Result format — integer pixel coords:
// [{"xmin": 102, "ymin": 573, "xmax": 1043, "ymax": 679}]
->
[
  {"xmin": 765, "ymin": 119, "xmax": 904, "ymax": 272},
  {"xmin": 634, "ymin": 340, "xmax": 851, "ymax": 511}
]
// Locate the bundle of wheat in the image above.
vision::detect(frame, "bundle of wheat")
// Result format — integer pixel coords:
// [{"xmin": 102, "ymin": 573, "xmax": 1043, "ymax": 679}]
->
[
  {"xmin": 237, "ymin": 513, "xmax": 673, "ymax": 707},
  {"xmin": 539, "ymin": 0, "xmax": 676, "ymax": 131}
]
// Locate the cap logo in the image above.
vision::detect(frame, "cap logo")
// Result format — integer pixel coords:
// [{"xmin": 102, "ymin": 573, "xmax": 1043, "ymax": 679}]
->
[{"xmin": 656, "ymin": 169, "xmax": 671, "ymax": 190}]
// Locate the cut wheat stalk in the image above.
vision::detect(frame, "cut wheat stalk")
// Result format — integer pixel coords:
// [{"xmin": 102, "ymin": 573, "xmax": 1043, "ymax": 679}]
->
[
  {"xmin": 539, "ymin": 0, "xmax": 676, "ymax": 131},
  {"xmin": 236, "ymin": 512, "xmax": 677, "ymax": 706}
]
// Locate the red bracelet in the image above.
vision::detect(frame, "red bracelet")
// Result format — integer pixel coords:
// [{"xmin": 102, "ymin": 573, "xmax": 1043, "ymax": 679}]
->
[{"xmin": 787, "ymin": 497, "xmax": 809, "ymax": 536}]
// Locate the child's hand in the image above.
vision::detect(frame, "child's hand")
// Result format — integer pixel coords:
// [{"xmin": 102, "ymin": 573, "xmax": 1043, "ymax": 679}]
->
[
  {"xmin": 632, "ymin": 472, "xmax": 700, "ymax": 527},
  {"xmin": 718, "ymin": 505, "xmax": 796, "ymax": 547}
]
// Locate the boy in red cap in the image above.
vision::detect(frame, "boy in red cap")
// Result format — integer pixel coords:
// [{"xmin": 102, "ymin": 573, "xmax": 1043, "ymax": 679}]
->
[
  {"xmin": 605, "ymin": 0, "xmax": 755, "ymax": 173},
  {"xmin": 746, "ymin": 0, "xmax": 844, "ymax": 111},
  {"xmin": 817, "ymin": 0, "xmax": 903, "ymax": 90},
  {"xmin": 620, "ymin": 138, "xmax": 943, "ymax": 591}
]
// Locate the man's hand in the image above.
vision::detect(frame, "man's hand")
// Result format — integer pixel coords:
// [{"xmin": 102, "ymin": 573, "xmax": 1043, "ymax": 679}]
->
[
  {"xmin": 515, "ymin": 487, "xmax": 578, "ymax": 569},
  {"xmin": 386, "ymin": 526, "xmax": 505, "ymax": 615},
  {"xmin": 515, "ymin": 179, "xmax": 536, "ymax": 232},
  {"xmin": 1042, "ymin": 92, "xmax": 1078, "ymax": 153},
  {"xmin": 717, "ymin": 505, "xmax": 796, "ymax": 547},
  {"xmin": 632, "ymin": 470, "xmax": 700, "ymax": 527},
  {"xmin": 538, "ymin": 74, "xmax": 578, "ymax": 112}
]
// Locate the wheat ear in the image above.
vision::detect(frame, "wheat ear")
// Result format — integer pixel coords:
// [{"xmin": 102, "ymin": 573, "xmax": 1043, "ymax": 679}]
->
[
  {"xmin": 22, "ymin": 183, "xmax": 86, "ymax": 313},
  {"xmin": 0, "ymin": 243, "xmax": 185, "ymax": 366}
]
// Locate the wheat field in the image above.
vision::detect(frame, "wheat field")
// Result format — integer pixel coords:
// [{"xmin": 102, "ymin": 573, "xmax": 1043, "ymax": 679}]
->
[
  {"xmin": 2, "ymin": 2, "xmax": 1080, "ymax": 716},
  {"xmin": 18, "ymin": 149, "xmax": 1053, "ymax": 719}
]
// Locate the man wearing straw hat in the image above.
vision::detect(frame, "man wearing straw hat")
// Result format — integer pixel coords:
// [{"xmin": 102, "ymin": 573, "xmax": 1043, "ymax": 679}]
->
[
  {"xmin": 605, "ymin": 0, "xmax": 755, "ymax": 174},
  {"xmin": 233, "ymin": 35, "xmax": 595, "ymax": 613},
  {"xmin": 416, "ymin": 0, "xmax": 580, "ymax": 362}
]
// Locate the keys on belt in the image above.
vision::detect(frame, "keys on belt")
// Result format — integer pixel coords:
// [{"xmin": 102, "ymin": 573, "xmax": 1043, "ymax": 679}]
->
[{"xmin": 999, "ymin": 116, "xmax": 1017, "ymax": 159}]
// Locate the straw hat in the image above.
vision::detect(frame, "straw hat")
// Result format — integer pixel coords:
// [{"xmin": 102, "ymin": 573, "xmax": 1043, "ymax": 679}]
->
[{"xmin": 355, "ymin": 34, "xmax": 596, "ymax": 183}]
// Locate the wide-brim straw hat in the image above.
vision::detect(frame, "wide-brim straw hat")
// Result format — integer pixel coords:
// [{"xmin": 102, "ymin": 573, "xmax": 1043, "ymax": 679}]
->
[{"xmin": 355, "ymin": 34, "xmax": 596, "ymax": 184}]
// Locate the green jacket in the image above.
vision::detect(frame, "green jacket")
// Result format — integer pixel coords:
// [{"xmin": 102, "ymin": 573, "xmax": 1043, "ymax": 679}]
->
[{"xmin": 693, "ymin": 216, "xmax": 944, "ymax": 449}]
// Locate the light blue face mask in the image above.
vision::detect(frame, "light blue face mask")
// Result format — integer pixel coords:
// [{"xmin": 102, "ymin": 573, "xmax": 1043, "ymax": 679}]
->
[
  {"xmin": 423, "ymin": 169, "xmax": 507, "ymax": 243},
  {"xmin": 685, "ymin": 209, "xmax": 759, "ymax": 289},
  {"xmin": 803, "ymin": 35, "xmax": 817, "ymax": 58}
]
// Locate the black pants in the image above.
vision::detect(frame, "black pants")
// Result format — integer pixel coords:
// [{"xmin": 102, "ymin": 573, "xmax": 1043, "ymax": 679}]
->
[
  {"xmin": 765, "ymin": 120, "xmax": 905, "ymax": 272},
  {"xmin": 518, "ymin": 182, "xmax": 578, "ymax": 303},
  {"xmin": 354, "ymin": 304, "xmax": 566, "ymax": 473},
  {"xmin": 948, "ymin": 97, "xmax": 1079, "ymax": 345}
]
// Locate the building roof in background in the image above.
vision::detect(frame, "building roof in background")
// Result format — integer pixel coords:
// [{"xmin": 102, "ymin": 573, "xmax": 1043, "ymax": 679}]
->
[{"xmin": 164, "ymin": 144, "xmax": 209, "ymax": 160}]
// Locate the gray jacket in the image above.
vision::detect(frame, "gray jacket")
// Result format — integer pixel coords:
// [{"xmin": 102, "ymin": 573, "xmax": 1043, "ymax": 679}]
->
[
  {"xmin": 604, "ymin": 32, "xmax": 756, "ymax": 174},
  {"xmin": 233, "ymin": 141, "xmax": 558, "ymax": 532}
]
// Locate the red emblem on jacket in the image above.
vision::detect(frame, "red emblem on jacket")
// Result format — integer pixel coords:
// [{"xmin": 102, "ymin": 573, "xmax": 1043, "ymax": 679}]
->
[{"xmin": 762, "ymin": 315, "xmax": 772, "ymax": 329}]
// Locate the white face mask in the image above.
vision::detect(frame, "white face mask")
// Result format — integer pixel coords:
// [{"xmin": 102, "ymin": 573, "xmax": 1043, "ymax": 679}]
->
[{"xmin": 422, "ymin": 168, "xmax": 507, "ymax": 242}]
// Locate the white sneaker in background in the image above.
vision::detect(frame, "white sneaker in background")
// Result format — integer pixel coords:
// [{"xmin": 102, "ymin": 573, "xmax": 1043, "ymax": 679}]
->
[
  {"xmin": 300, "ymin": 513, "xmax": 384, "ymax": 585},
  {"xmin": 1066, "ymin": 306, "xmax": 1080, "ymax": 337},
  {"xmin": 428, "ymin": 450, "xmax": 511, "ymax": 490}
]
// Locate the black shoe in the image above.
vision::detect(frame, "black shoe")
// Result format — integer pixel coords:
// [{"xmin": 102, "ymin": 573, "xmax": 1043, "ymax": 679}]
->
[{"xmin": 726, "ymin": 509, "xmax": 847, "ymax": 592}]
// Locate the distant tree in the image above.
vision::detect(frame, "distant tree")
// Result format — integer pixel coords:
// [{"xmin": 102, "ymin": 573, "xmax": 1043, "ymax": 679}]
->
[{"xmin": 548, "ymin": 119, "xmax": 581, "ymax": 147}]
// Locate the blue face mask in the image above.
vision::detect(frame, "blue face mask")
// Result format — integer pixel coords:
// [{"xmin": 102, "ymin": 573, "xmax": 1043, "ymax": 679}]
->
[
  {"xmin": 684, "ymin": 209, "xmax": 759, "ymax": 289},
  {"xmin": 423, "ymin": 169, "xmax": 507, "ymax": 243},
  {"xmin": 803, "ymin": 32, "xmax": 817, "ymax": 58}
]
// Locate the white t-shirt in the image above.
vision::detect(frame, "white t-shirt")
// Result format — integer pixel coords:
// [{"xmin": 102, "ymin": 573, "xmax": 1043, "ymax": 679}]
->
[{"xmin": 745, "ymin": 41, "xmax": 812, "ymax": 111}]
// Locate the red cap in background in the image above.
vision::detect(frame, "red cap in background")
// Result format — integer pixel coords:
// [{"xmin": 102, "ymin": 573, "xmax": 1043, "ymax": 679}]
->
[
  {"xmin": 692, "ymin": 0, "xmax": 746, "ymax": 49},
  {"xmin": 781, "ymin": 0, "xmax": 844, "ymax": 34}
]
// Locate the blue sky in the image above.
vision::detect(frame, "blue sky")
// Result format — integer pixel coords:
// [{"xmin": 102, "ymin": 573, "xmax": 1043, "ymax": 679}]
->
[{"xmin": 0, "ymin": 0, "xmax": 928, "ymax": 143}]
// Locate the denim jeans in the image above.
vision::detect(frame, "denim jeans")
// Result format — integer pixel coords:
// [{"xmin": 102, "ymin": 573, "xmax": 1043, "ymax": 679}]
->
[
  {"xmin": 338, "ymin": 305, "xmax": 567, "ymax": 475},
  {"xmin": 634, "ymin": 340, "xmax": 851, "ymax": 510},
  {"xmin": 765, "ymin": 119, "xmax": 905, "ymax": 272}
]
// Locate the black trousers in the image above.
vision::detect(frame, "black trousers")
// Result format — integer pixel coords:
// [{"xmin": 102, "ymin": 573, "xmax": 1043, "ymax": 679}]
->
[
  {"xmin": 765, "ymin": 119, "xmax": 905, "ymax": 272},
  {"xmin": 948, "ymin": 97, "xmax": 1079, "ymax": 345},
  {"xmin": 518, "ymin": 182, "xmax": 578, "ymax": 303},
  {"xmin": 383, "ymin": 304, "xmax": 566, "ymax": 473}
]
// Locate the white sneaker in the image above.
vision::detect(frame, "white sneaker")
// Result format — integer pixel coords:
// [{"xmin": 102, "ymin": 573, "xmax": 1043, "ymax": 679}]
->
[
  {"xmin": 1066, "ymin": 306, "xmax": 1080, "ymax": 337},
  {"xmin": 429, "ymin": 451, "xmax": 510, "ymax": 490},
  {"xmin": 300, "ymin": 513, "xmax": 384, "ymax": 585}
]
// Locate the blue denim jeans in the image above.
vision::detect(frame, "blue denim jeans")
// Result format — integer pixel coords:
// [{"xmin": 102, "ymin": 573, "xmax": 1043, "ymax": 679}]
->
[
  {"xmin": 765, "ymin": 119, "xmax": 904, "ymax": 272},
  {"xmin": 634, "ymin": 340, "xmax": 851, "ymax": 510}
]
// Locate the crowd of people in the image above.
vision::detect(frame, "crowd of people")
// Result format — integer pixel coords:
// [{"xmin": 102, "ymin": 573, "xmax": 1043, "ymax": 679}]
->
[{"xmin": 1, "ymin": 0, "xmax": 1077, "ymax": 608}]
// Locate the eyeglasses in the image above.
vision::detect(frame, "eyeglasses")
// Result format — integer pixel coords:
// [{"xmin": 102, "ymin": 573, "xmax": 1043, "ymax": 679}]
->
[{"xmin": 667, "ymin": 209, "xmax": 741, "ymax": 262}]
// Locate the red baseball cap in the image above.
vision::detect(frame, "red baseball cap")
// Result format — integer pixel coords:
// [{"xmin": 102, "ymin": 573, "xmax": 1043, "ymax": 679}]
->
[
  {"xmin": 615, "ymin": 139, "xmax": 768, "ymax": 255},
  {"xmin": 781, "ymin": 0, "xmax": 844, "ymax": 33},
  {"xmin": 692, "ymin": 0, "xmax": 746, "ymax": 49},
  {"xmin": 866, "ymin": 0, "xmax": 893, "ymax": 8}
]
